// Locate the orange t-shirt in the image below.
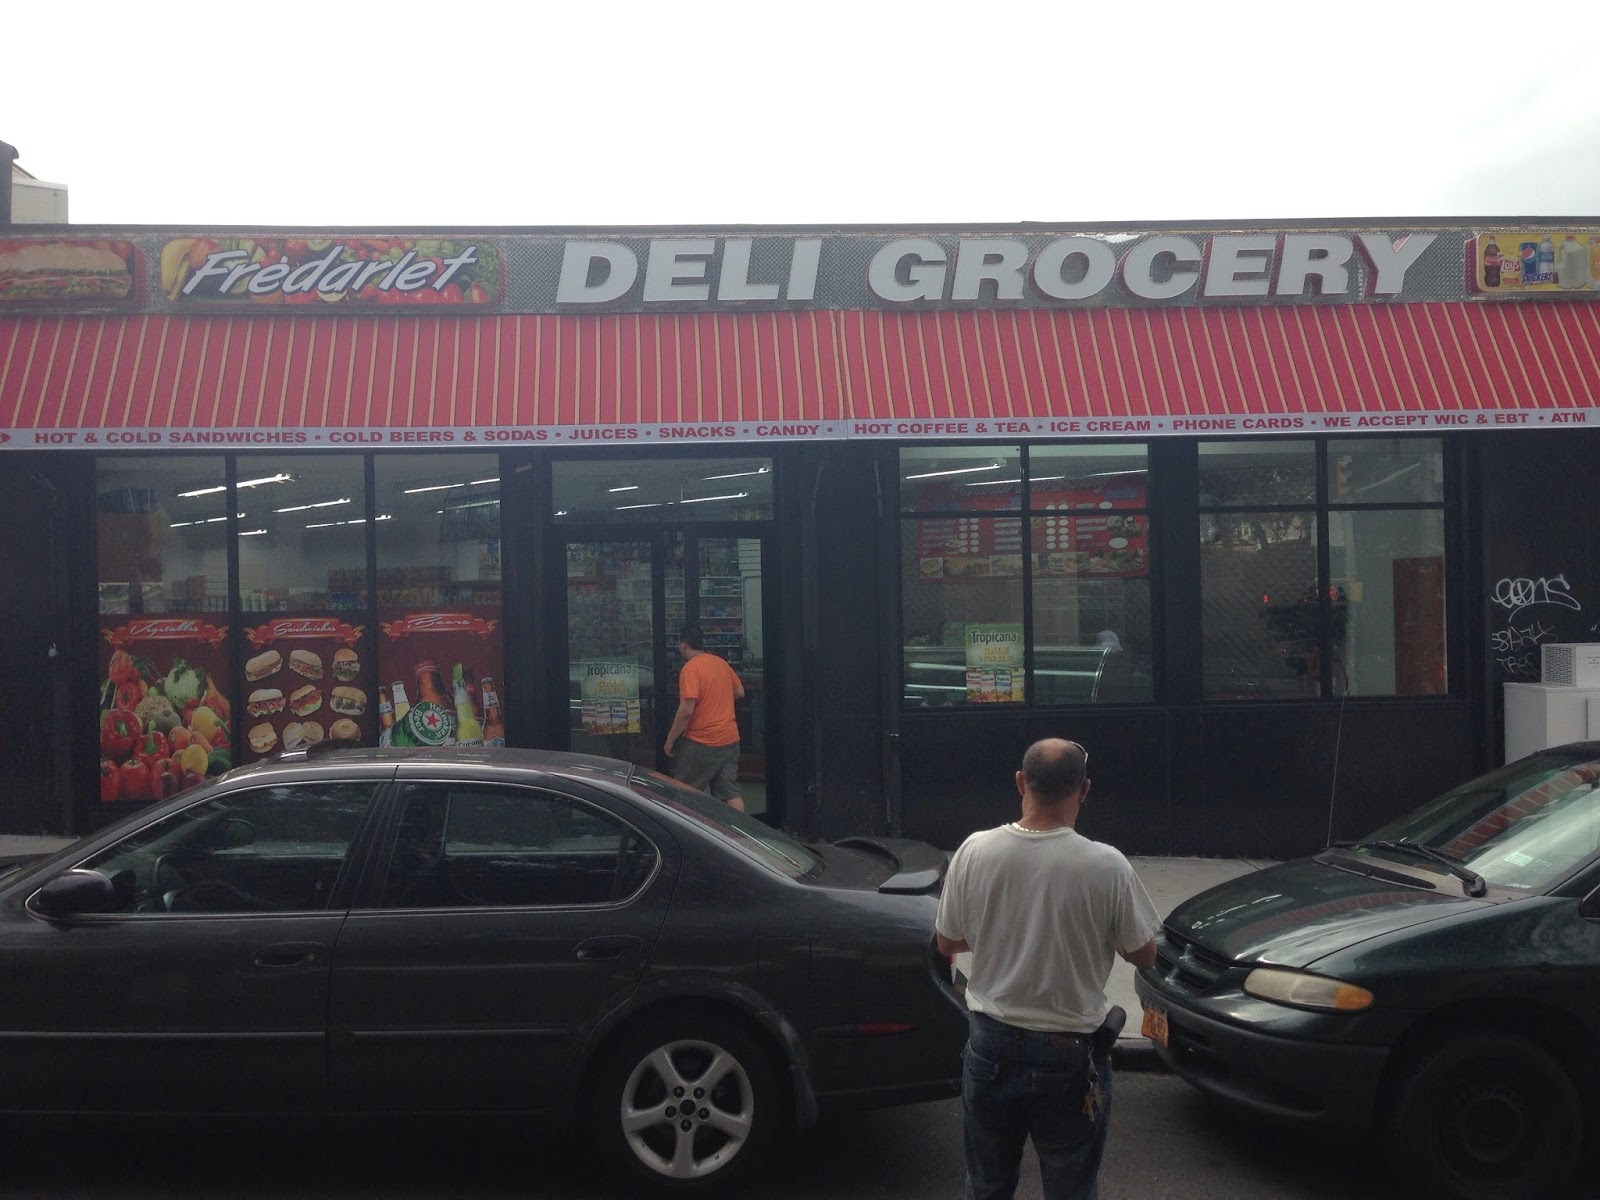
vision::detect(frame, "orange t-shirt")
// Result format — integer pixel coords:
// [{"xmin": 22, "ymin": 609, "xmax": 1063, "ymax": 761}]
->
[{"xmin": 679, "ymin": 652, "xmax": 741, "ymax": 746}]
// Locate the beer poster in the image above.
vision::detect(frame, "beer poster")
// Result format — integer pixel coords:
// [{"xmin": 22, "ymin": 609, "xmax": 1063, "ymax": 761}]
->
[{"xmin": 377, "ymin": 608, "xmax": 504, "ymax": 747}]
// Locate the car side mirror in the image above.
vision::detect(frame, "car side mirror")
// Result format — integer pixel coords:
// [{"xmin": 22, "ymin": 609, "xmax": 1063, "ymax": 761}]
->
[
  {"xmin": 29, "ymin": 869, "xmax": 118, "ymax": 918},
  {"xmin": 219, "ymin": 817, "xmax": 256, "ymax": 849}
]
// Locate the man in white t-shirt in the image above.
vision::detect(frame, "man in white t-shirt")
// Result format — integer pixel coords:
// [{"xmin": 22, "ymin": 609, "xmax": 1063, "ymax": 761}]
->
[{"xmin": 936, "ymin": 737, "xmax": 1159, "ymax": 1200}]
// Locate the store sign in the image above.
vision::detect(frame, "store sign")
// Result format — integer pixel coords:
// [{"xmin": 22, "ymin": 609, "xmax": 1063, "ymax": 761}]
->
[
  {"xmin": 6, "ymin": 226, "xmax": 1598, "ymax": 315},
  {"xmin": 1470, "ymin": 230, "xmax": 1600, "ymax": 294},
  {"xmin": 161, "ymin": 236, "xmax": 500, "ymax": 307}
]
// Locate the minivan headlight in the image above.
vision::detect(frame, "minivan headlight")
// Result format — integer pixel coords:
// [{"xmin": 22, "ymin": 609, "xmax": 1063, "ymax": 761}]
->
[{"xmin": 1243, "ymin": 967, "xmax": 1374, "ymax": 1012}]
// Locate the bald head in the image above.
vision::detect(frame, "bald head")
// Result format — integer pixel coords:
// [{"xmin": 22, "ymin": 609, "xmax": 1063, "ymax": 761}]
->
[{"xmin": 1021, "ymin": 738, "xmax": 1088, "ymax": 803}]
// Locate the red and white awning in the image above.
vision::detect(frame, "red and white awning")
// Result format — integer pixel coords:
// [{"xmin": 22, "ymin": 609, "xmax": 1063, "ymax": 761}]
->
[{"xmin": 3, "ymin": 302, "xmax": 1598, "ymax": 446}]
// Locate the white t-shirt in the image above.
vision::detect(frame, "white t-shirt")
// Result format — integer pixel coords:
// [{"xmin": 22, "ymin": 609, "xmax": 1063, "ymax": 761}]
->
[{"xmin": 936, "ymin": 824, "xmax": 1161, "ymax": 1033}]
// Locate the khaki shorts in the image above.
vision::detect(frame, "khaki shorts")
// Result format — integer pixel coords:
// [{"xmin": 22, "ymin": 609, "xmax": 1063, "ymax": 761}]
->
[{"xmin": 673, "ymin": 738, "xmax": 741, "ymax": 802}]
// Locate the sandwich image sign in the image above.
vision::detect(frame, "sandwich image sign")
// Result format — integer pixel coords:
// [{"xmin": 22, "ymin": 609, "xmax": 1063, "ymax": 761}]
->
[{"xmin": 0, "ymin": 239, "xmax": 137, "ymax": 306}]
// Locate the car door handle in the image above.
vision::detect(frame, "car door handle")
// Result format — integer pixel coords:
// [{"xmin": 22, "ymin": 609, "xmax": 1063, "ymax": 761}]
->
[
  {"xmin": 574, "ymin": 936, "xmax": 642, "ymax": 961},
  {"xmin": 252, "ymin": 943, "xmax": 324, "ymax": 968}
]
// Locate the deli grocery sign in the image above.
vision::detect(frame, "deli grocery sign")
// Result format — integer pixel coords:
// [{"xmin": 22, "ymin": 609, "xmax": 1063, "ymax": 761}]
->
[{"xmin": 5, "ymin": 225, "xmax": 1600, "ymax": 314}]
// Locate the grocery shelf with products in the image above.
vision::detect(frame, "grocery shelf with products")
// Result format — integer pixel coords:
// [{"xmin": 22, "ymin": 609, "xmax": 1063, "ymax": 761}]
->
[{"xmin": 699, "ymin": 576, "xmax": 745, "ymax": 665}]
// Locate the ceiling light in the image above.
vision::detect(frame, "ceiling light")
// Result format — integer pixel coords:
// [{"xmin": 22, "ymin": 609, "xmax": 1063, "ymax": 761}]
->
[
  {"xmin": 679, "ymin": 492, "xmax": 749, "ymax": 505},
  {"xmin": 238, "ymin": 528, "xmax": 269, "ymax": 537},
  {"xmin": 275, "ymin": 497, "xmax": 352, "ymax": 513},
  {"xmin": 614, "ymin": 501, "xmax": 665, "ymax": 511},
  {"xmin": 177, "ymin": 472, "xmax": 295, "ymax": 498},
  {"xmin": 607, "ymin": 483, "xmax": 640, "ymax": 493},
  {"xmin": 701, "ymin": 466, "xmax": 770, "ymax": 481},
  {"xmin": 403, "ymin": 482, "xmax": 464, "ymax": 495},
  {"xmin": 904, "ymin": 461, "xmax": 1001, "ymax": 481},
  {"xmin": 306, "ymin": 515, "xmax": 391, "ymax": 530}
]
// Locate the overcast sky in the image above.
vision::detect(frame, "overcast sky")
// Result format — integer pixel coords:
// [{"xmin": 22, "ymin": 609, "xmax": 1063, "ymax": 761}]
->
[{"xmin": 7, "ymin": 0, "xmax": 1598, "ymax": 228}]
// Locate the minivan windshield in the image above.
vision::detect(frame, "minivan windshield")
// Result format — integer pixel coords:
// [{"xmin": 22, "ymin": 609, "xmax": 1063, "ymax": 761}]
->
[
  {"xmin": 630, "ymin": 770, "xmax": 820, "ymax": 880},
  {"xmin": 1359, "ymin": 748, "xmax": 1600, "ymax": 891}
]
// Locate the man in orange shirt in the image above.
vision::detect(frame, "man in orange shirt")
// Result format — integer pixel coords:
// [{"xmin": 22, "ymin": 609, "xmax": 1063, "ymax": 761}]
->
[{"xmin": 664, "ymin": 625, "xmax": 746, "ymax": 811}]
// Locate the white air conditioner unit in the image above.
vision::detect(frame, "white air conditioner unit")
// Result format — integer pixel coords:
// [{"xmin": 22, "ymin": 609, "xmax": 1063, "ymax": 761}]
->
[{"xmin": 1541, "ymin": 643, "xmax": 1600, "ymax": 688}]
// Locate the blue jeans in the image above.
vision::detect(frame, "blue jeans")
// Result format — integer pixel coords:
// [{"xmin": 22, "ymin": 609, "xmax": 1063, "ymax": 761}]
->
[{"xmin": 961, "ymin": 1011, "xmax": 1112, "ymax": 1200}]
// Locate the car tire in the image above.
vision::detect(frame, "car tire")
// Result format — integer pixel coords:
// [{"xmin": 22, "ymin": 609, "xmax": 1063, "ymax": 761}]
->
[
  {"xmin": 1387, "ymin": 1031, "xmax": 1582, "ymax": 1200},
  {"xmin": 588, "ymin": 1014, "xmax": 781, "ymax": 1195}
]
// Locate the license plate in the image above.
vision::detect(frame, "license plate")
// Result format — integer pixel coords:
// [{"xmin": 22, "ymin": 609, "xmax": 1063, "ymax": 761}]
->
[{"xmin": 1140, "ymin": 1005, "xmax": 1169, "ymax": 1049}]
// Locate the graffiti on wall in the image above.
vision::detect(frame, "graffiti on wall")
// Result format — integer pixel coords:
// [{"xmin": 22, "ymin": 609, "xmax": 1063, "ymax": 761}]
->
[{"xmin": 1489, "ymin": 573, "xmax": 1590, "ymax": 679}]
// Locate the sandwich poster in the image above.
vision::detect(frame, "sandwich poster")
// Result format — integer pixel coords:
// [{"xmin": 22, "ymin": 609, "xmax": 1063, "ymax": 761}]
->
[
  {"xmin": 241, "ymin": 617, "xmax": 372, "ymax": 763},
  {"xmin": 0, "ymin": 239, "xmax": 137, "ymax": 307},
  {"xmin": 96, "ymin": 617, "xmax": 233, "ymax": 805},
  {"xmin": 965, "ymin": 623, "xmax": 1025, "ymax": 704}
]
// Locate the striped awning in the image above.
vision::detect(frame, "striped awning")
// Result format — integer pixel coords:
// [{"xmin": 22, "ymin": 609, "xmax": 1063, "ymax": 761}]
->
[{"xmin": 3, "ymin": 302, "xmax": 1599, "ymax": 441}]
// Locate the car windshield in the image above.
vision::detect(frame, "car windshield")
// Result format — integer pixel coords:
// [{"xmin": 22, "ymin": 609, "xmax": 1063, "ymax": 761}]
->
[
  {"xmin": 629, "ymin": 770, "xmax": 820, "ymax": 880},
  {"xmin": 1359, "ymin": 748, "xmax": 1600, "ymax": 891}
]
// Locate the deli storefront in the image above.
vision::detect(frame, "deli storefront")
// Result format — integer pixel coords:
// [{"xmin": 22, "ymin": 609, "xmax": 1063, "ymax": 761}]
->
[{"xmin": 5, "ymin": 220, "xmax": 1600, "ymax": 856}]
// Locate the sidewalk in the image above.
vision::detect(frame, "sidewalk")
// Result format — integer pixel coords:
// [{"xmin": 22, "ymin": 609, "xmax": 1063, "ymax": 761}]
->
[{"xmin": 1, "ymin": 834, "xmax": 1268, "ymax": 1069}]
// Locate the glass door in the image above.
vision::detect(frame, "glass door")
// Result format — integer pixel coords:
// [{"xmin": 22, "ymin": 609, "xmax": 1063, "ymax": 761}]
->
[
  {"xmin": 659, "ymin": 534, "xmax": 768, "ymax": 816},
  {"xmin": 563, "ymin": 541, "xmax": 670, "ymax": 771},
  {"xmin": 562, "ymin": 531, "xmax": 771, "ymax": 818}
]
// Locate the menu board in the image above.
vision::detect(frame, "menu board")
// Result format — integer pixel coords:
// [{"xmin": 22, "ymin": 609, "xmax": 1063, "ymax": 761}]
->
[
  {"xmin": 241, "ymin": 616, "xmax": 372, "ymax": 762},
  {"xmin": 915, "ymin": 475, "xmax": 1149, "ymax": 581},
  {"xmin": 378, "ymin": 608, "xmax": 504, "ymax": 747},
  {"xmin": 580, "ymin": 658, "xmax": 643, "ymax": 734},
  {"xmin": 97, "ymin": 617, "xmax": 234, "ymax": 805},
  {"xmin": 915, "ymin": 514, "xmax": 1148, "ymax": 580},
  {"xmin": 1035, "ymin": 513, "xmax": 1149, "ymax": 577}
]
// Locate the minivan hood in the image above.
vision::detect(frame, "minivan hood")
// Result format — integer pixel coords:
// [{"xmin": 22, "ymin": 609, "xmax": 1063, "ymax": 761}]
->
[{"xmin": 1167, "ymin": 854, "xmax": 1479, "ymax": 968}]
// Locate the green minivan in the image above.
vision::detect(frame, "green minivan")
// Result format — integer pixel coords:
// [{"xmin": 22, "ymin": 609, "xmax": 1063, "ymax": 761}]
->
[{"xmin": 1136, "ymin": 742, "xmax": 1600, "ymax": 1200}]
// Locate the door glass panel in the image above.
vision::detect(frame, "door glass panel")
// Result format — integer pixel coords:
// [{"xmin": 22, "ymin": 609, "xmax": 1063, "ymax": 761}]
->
[
  {"xmin": 697, "ymin": 538, "xmax": 765, "ymax": 816},
  {"xmin": 566, "ymin": 543, "xmax": 656, "ymax": 769}
]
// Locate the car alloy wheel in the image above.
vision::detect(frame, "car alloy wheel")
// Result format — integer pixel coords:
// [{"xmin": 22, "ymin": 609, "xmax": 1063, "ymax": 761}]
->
[
  {"xmin": 1388, "ymin": 1031, "xmax": 1582, "ymax": 1200},
  {"xmin": 591, "ymin": 1015, "xmax": 779, "ymax": 1194}
]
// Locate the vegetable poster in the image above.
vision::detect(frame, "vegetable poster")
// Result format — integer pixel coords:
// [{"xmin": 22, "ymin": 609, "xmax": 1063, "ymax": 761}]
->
[{"xmin": 98, "ymin": 618, "xmax": 233, "ymax": 806}]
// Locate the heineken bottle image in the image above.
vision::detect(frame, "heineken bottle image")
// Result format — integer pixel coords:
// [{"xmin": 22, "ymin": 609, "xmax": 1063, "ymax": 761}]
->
[
  {"xmin": 407, "ymin": 659, "xmax": 457, "ymax": 746},
  {"xmin": 388, "ymin": 682, "xmax": 417, "ymax": 748},
  {"xmin": 452, "ymin": 663, "xmax": 486, "ymax": 746}
]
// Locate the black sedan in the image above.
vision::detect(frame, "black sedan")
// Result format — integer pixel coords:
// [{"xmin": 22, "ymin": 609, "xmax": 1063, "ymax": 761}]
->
[
  {"xmin": 1136, "ymin": 742, "xmax": 1600, "ymax": 1200},
  {"xmin": 3, "ymin": 746, "xmax": 966, "ymax": 1194}
]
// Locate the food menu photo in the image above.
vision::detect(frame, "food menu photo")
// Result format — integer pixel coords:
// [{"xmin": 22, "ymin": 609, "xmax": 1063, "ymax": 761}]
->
[
  {"xmin": 97, "ymin": 617, "xmax": 233, "ymax": 806},
  {"xmin": 241, "ymin": 618, "xmax": 372, "ymax": 763}
]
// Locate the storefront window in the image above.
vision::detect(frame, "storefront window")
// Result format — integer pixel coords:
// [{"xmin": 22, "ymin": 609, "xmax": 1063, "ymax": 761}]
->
[
  {"xmin": 553, "ymin": 457, "xmax": 773, "ymax": 523},
  {"xmin": 229, "ymin": 455, "xmax": 371, "ymax": 762},
  {"xmin": 1332, "ymin": 509, "xmax": 1447, "ymax": 696},
  {"xmin": 903, "ymin": 516, "xmax": 1026, "ymax": 707},
  {"xmin": 234, "ymin": 454, "xmax": 369, "ymax": 611},
  {"xmin": 95, "ymin": 457, "xmax": 237, "ymax": 808},
  {"xmin": 900, "ymin": 446, "xmax": 1023, "ymax": 512},
  {"xmin": 1199, "ymin": 438, "xmax": 1447, "ymax": 700},
  {"xmin": 374, "ymin": 455, "xmax": 505, "ymax": 751},
  {"xmin": 901, "ymin": 444, "xmax": 1154, "ymax": 708},
  {"xmin": 1200, "ymin": 511, "xmax": 1320, "ymax": 699},
  {"xmin": 1199, "ymin": 440, "xmax": 1315, "ymax": 507}
]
